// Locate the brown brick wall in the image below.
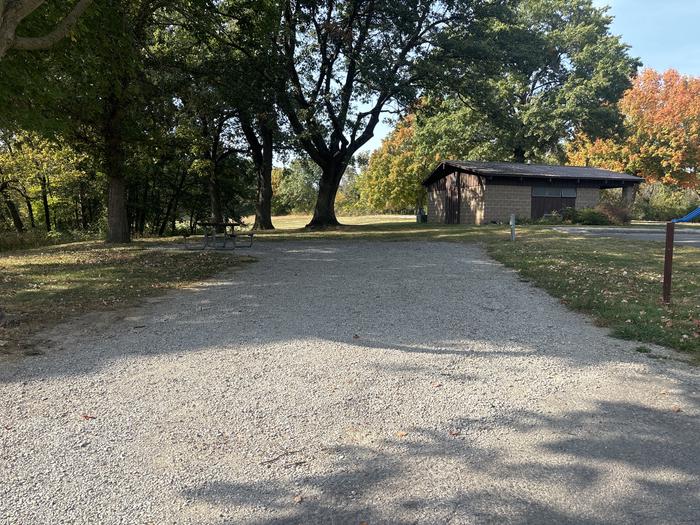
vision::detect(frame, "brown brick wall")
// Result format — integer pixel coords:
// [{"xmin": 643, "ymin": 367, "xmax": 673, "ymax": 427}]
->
[
  {"xmin": 575, "ymin": 187, "xmax": 600, "ymax": 209},
  {"xmin": 483, "ymin": 184, "xmax": 531, "ymax": 223},
  {"xmin": 428, "ymin": 177, "xmax": 601, "ymax": 224}
]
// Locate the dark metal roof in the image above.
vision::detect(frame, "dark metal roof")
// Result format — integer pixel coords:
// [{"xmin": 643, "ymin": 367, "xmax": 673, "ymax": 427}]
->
[{"xmin": 422, "ymin": 160, "xmax": 643, "ymax": 186}]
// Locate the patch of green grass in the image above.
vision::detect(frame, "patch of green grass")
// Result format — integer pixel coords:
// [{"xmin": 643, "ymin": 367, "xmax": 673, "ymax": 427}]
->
[
  {"xmin": 487, "ymin": 229, "xmax": 699, "ymax": 354},
  {"xmin": 0, "ymin": 241, "xmax": 243, "ymax": 356}
]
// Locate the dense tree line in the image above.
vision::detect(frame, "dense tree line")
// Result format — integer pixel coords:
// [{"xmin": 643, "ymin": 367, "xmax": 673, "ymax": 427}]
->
[{"xmin": 1, "ymin": 0, "xmax": 643, "ymax": 240}]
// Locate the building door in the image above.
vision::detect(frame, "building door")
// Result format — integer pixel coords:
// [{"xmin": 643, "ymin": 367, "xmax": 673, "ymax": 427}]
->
[
  {"xmin": 531, "ymin": 186, "xmax": 576, "ymax": 218},
  {"xmin": 445, "ymin": 173, "xmax": 460, "ymax": 224}
]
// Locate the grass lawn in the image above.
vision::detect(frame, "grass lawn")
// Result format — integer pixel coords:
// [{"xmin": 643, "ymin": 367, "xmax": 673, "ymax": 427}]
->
[
  {"xmin": 0, "ymin": 241, "xmax": 243, "ymax": 357},
  {"xmin": 487, "ymin": 230, "xmax": 700, "ymax": 354}
]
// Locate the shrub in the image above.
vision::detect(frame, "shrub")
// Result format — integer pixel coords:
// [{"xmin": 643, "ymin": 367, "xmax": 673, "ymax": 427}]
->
[
  {"xmin": 596, "ymin": 202, "xmax": 631, "ymax": 225},
  {"xmin": 631, "ymin": 184, "xmax": 700, "ymax": 221},
  {"xmin": 561, "ymin": 207, "xmax": 578, "ymax": 223},
  {"xmin": 536, "ymin": 211, "xmax": 564, "ymax": 225},
  {"xmin": 575, "ymin": 208, "xmax": 612, "ymax": 225}
]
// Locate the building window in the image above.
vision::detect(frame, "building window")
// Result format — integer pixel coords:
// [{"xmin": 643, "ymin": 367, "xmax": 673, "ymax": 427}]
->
[{"xmin": 532, "ymin": 186, "xmax": 577, "ymax": 198}]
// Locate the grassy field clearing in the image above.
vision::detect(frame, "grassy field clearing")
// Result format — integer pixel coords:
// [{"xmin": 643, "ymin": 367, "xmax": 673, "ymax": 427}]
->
[{"xmin": 1, "ymin": 214, "xmax": 698, "ymax": 358}]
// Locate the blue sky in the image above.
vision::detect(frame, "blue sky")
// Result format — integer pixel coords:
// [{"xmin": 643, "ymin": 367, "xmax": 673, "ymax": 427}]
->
[{"xmin": 360, "ymin": 0, "xmax": 700, "ymax": 153}]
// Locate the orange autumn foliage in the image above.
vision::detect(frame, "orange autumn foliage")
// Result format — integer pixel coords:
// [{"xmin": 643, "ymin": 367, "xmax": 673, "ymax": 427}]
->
[{"xmin": 568, "ymin": 69, "xmax": 700, "ymax": 188}]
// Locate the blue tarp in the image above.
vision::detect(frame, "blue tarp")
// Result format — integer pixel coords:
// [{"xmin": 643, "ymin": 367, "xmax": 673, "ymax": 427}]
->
[{"xmin": 672, "ymin": 207, "xmax": 700, "ymax": 223}]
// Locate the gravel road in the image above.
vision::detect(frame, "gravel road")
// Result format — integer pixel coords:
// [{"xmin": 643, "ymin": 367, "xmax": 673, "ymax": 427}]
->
[
  {"xmin": 1, "ymin": 241, "xmax": 698, "ymax": 524},
  {"xmin": 553, "ymin": 226, "xmax": 700, "ymax": 247}
]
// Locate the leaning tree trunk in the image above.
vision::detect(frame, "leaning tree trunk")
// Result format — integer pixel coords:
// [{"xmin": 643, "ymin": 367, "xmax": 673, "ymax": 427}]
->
[
  {"xmin": 3, "ymin": 195, "xmax": 24, "ymax": 232},
  {"xmin": 307, "ymin": 163, "xmax": 345, "ymax": 229}
]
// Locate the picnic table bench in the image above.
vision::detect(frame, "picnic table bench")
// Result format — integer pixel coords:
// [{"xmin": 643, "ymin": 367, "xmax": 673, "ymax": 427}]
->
[{"xmin": 185, "ymin": 221, "xmax": 254, "ymax": 249}]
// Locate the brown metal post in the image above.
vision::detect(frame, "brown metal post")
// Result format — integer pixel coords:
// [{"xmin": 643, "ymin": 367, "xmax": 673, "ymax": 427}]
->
[{"xmin": 662, "ymin": 222, "xmax": 675, "ymax": 304}]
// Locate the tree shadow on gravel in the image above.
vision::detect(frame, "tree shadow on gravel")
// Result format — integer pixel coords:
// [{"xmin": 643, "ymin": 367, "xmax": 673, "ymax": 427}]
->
[
  {"xmin": 1, "ymin": 242, "xmax": 699, "ymax": 523},
  {"xmin": 178, "ymin": 400, "xmax": 699, "ymax": 524}
]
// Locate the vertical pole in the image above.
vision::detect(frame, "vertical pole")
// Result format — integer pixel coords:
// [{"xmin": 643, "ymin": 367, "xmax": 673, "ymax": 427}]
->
[
  {"xmin": 662, "ymin": 222, "xmax": 675, "ymax": 304},
  {"xmin": 510, "ymin": 214, "xmax": 516, "ymax": 241}
]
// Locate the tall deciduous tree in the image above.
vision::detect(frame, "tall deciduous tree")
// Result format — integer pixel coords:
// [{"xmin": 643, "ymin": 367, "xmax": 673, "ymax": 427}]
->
[
  {"xmin": 276, "ymin": 0, "xmax": 508, "ymax": 228},
  {"xmin": 569, "ymin": 69, "xmax": 700, "ymax": 189},
  {"xmin": 460, "ymin": 0, "xmax": 639, "ymax": 163}
]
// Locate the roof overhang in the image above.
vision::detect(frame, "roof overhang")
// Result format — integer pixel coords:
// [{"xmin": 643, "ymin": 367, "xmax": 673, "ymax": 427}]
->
[{"xmin": 422, "ymin": 161, "xmax": 644, "ymax": 188}]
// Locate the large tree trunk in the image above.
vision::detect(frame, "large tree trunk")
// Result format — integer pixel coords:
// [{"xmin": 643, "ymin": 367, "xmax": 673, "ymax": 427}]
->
[
  {"xmin": 3, "ymin": 194, "xmax": 24, "ymax": 232},
  {"xmin": 107, "ymin": 175, "xmax": 128, "ymax": 242},
  {"xmin": 254, "ymin": 121, "xmax": 274, "ymax": 230},
  {"xmin": 39, "ymin": 174, "xmax": 51, "ymax": 231},
  {"xmin": 307, "ymin": 164, "xmax": 344, "ymax": 228},
  {"xmin": 104, "ymin": 90, "xmax": 130, "ymax": 243}
]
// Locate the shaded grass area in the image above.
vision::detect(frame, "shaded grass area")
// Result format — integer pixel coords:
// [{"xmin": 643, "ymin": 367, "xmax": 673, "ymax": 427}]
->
[
  {"xmin": 0, "ymin": 230, "xmax": 98, "ymax": 252},
  {"xmin": 0, "ymin": 241, "xmax": 242, "ymax": 356}
]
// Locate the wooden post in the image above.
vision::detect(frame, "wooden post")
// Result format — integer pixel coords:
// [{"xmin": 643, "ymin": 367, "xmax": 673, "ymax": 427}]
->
[
  {"xmin": 662, "ymin": 222, "xmax": 675, "ymax": 304},
  {"xmin": 510, "ymin": 214, "xmax": 516, "ymax": 241}
]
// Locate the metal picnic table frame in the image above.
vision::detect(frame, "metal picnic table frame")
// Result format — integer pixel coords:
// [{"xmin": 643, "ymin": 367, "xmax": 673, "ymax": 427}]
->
[{"xmin": 197, "ymin": 221, "xmax": 254, "ymax": 250}]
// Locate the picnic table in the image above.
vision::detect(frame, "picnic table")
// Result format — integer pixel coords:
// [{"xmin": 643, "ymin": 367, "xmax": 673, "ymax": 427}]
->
[{"xmin": 196, "ymin": 221, "xmax": 254, "ymax": 249}]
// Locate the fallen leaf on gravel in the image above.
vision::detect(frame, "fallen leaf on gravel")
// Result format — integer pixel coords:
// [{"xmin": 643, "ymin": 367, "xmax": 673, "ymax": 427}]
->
[
  {"xmin": 432, "ymin": 382, "xmax": 443, "ymax": 388},
  {"xmin": 448, "ymin": 430, "xmax": 462, "ymax": 437},
  {"xmin": 659, "ymin": 390, "xmax": 668, "ymax": 395},
  {"xmin": 395, "ymin": 431, "xmax": 408, "ymax": 438},
  {"xmin": 4, "ymin": 425, "xmax": 11, "ymax": 431},
  {"xmin": 81, "ymin": 414, "xmax": 97, "ymax": 420},
  {"xmin": 671, "ymin": 405, "xmax": 682, "ymax": 413},
  {"xmin": 294, "ymin": 495, "xmax": 304, "ymax": 504}
]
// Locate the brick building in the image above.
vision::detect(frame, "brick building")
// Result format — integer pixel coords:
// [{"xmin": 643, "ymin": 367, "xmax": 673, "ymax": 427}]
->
[{"xmin": 422, "ymin": 160, "xmax": 642, "ymax": 224}]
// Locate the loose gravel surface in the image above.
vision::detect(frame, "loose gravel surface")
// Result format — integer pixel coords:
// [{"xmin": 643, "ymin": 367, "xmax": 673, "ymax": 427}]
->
[
  {"xmin": 553, "ymin": 226, "xmax": 700, "ymax": 247},
  {"xmin": 1, "ymin": 241, "xmax": 698, "ymax": 524}
]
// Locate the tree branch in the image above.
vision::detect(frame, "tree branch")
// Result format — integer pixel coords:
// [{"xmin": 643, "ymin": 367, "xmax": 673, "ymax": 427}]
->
[{"xmin": 12, "ymin": 0, "xmax": 93, "ymax": 52}]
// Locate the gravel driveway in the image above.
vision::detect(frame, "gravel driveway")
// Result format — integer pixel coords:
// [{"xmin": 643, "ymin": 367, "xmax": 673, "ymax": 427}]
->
[
  {"xmin": 553, "ymin": 226, "xmax": 700, "ymax": 247},
  {"xmin": 1, "ymin": 241, "xmax": 698, "ymax": 524}
]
